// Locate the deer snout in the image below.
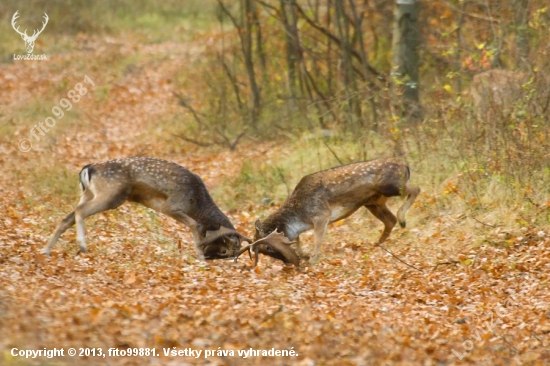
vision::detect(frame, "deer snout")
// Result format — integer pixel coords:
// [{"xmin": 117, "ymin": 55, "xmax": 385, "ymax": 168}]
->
[{"xmin": 203, "ymin": 243, "xmax": 233, "ymax": 259}]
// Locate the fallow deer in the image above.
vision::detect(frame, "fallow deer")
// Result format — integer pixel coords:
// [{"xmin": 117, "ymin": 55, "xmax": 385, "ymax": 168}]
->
[
  {"xmin": 43, "ymin": 157, "xmax": 250, "ymax": 259},
  {"xmin": 237, "ymin": 158, "xmax": 419, "ymax": 266}
]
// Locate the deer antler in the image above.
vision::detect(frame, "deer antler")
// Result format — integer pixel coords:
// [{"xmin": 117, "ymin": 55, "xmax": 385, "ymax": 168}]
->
[
  {"xmin": 234, "ymin": 230, "xmax": 300, "ymax": 267},
  {"xmin": 198, "ymin": 226, "xmax": 251, "ymax": 249}
]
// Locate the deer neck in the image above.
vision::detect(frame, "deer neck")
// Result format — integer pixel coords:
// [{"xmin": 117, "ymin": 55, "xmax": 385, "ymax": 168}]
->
[
  {"xmin": 264, "ymin": 208, "xmax": 309, "ymax": 241},
  {"xmin": 194, "ymin": 201, "xmax": 235, "ymax": 235}
]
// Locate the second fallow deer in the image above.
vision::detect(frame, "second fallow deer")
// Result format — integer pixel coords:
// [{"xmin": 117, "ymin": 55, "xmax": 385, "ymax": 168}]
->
[
  {"xmin": 43, "ymin": 157, "xmax": 250, "ymax": 259},
  {"xmin": 239, "ymin": 158, "xmax": 420, "ymax": 265}
]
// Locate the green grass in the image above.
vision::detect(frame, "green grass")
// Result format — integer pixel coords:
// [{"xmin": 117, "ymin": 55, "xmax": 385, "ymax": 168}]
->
[
  {"xmin": 4, "ymin": 97, "xmax": 85, "ymax": 145},
  {"xmin": 2, "ymin": 99, "xmax": 74, "ymax": 144},
  {"xmin": 31, "ymin": 164, "xmax": 76, "ymax": 199},
  {"xmin": 0, "ymin": 101, "xmax": 49, "ymax": 140}
]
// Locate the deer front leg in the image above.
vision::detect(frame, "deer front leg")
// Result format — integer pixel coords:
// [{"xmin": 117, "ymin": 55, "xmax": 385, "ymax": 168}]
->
[
  {"xmin": 396, "ymin": 184, "xmax": 420, "ymax": 228},
  {"xmin": 310, "ymin": 215, "xmax": 329, "ymax": 264},
  {"xmin": 161, "ymin": 207, "xmax": 205, "ymax": 260},
  {"xmin": 188, "ymin": 223, "xmax": 205, "ymax": 261},
  {"xmin": 365, "ymin": 201, "xmax": 397, "ymax": 244}
]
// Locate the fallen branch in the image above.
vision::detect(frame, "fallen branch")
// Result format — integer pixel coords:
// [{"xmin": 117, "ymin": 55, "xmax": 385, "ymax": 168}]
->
[
  {"xmin": 470, "ymin": 216, "xmax": 496, "ymax": 228},
  {"xmin": 173, "ymin": 92, "xmax": 206, "ymax": 127},
  {"xmin": 171, "ymin": 134, "xmax": 212, "ymax": 148},
  {"xmin": 261, "ymin": 305, "xmax": 283, "ymax": 323},
  {"xmin": 376, "ymin": 243, "xmax": 423, "ymax": 272}
]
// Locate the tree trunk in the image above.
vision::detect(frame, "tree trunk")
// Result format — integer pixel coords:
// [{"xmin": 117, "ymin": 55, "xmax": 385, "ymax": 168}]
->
[
  {"xmin": 280, "ymin": 0, "xmax": 300, "ymax": 99},
  {"xmin": 242, "ymin": 0, "xmax": 261, "ymax": 129},
  {"xmin": 334, "ymin": 0, "xmax": 361, "ymax": 128},
  {"xmin": 514, "ymin": 0, "xmax": 530, "ymax": 69},
  {"xmin": 391, "ymin": 0, "xmax": 421, "ymax": 121},
  {"xmin": 348, "ymin": 0, "xmax": 378, "ymax": 130}
]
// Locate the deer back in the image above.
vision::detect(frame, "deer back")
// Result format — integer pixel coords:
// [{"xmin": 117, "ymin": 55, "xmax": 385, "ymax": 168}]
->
[
  {"xmin": 261, "ymin": 159, "xmax": 409, "ymax": 233},
  {"xmin": 88, "ymin": 157, "xmax": 231, "ymax": 229}
]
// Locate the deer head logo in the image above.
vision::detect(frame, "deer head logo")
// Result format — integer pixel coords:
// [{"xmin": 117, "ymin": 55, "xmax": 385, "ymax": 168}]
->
[{"xmin": 11, "ymin": 11, "xmax": 49, "ymax": 54}]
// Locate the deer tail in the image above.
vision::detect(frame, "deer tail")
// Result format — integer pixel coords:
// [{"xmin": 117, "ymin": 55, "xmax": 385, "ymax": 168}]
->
[{"xmin": 79, "ymin": 164, "xmax": 96, "ymax": 192}]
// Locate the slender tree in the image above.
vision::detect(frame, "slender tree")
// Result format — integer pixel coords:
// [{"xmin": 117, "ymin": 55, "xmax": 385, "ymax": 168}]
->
[
  {"xmin": 514, "ymin": 0, "xmax": 530, "ymax": 69},
  {"xmin": 391, "ymin": 0, "xmax": 421, "ymax": 120}
]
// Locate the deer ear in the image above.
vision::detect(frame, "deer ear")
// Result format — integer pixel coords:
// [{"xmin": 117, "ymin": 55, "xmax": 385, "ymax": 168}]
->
[
  {"xmin": 237, "ymin": 233, "xmax": 252, "ymax": 244},
  {"xmin": 255, "ymin": 219, "xmax": 262, "ymax": 233},
  {"xmin": 198, "ymin": 226, "xmax": 235, "ymax": 248}
]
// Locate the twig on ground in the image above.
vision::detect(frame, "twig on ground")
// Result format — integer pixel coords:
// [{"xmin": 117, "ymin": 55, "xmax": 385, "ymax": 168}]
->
[
  {"xmin": 261, "ymin": 305, "xmax": 283, "ymax": 323},
  {"xmin": 376, "ymin": 243, "xmax": 423, "ymax": 272},
  {"xmin": 470, "ymin": 216, "xmax": 496, "ymax": 228},
  {"xmin": 171, "ymin": 133, "xmax": 212, "ymax": 148}
]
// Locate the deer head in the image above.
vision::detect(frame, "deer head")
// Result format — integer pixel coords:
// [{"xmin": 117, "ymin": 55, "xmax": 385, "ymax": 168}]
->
[
  {"xmin": 235, "ymin": 230, "xmax": 300, "ymax": 267},
  {"xmin": 11, "ymin": 11, "xmax": 49, "ymax": 54},
  {"xmin": 198, "ymin": 226, "xmax": 252, "ymax": 259}
]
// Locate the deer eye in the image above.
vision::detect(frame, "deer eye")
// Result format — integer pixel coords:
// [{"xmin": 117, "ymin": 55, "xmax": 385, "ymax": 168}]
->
[{"xmin": 219, "ymin": 249, "xmax": 229, "ymax": 255}]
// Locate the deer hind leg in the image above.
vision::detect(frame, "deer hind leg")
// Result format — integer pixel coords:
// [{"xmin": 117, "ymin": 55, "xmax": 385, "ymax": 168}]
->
[
  {"xmin": 42, "ymin": 211, "xmax": 76, "ymax": 255},
  {"xmin": 43, "ymin": 188, "xmax": 94, "ymax": 255},
  {"xmin": 311, "ymin": 215, "xmax": 330, "ymax": 264},
  {"xmin": 365, "ymin": 200, "xmax": 397, "ymax": 244},
  {"xmin": 74, "ymin": 187, "xmax": 130, "ymax": 253},
  {"xmin": 396, "ymin": 184, "xmax": 420, "ymax": 228}
]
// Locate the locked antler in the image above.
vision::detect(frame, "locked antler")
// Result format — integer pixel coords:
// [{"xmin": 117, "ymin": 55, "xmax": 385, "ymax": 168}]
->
[{"xmin": 235, "ymin": 230, "xmax": 300, "ymax": 267}]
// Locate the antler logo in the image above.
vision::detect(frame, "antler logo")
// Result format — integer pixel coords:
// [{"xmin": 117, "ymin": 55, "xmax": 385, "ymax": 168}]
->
[{"xmin": 11, "ymin": 11, "xmax": 49, "ymax": 54}]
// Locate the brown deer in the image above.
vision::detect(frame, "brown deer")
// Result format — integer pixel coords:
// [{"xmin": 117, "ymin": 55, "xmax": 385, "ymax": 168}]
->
[
  {"xmin": 236, "ymin": 158, "xmax": 420, "ymax": 266},
  {"xmin": 43, "ymin": 157, "xmax": 250, "ymax": 259}
]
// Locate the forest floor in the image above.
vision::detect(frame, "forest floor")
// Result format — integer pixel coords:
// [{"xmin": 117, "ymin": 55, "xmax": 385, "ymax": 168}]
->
[{"xmin": 0, "ymin": 32, "xmax": 549, "ymax": 366}]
